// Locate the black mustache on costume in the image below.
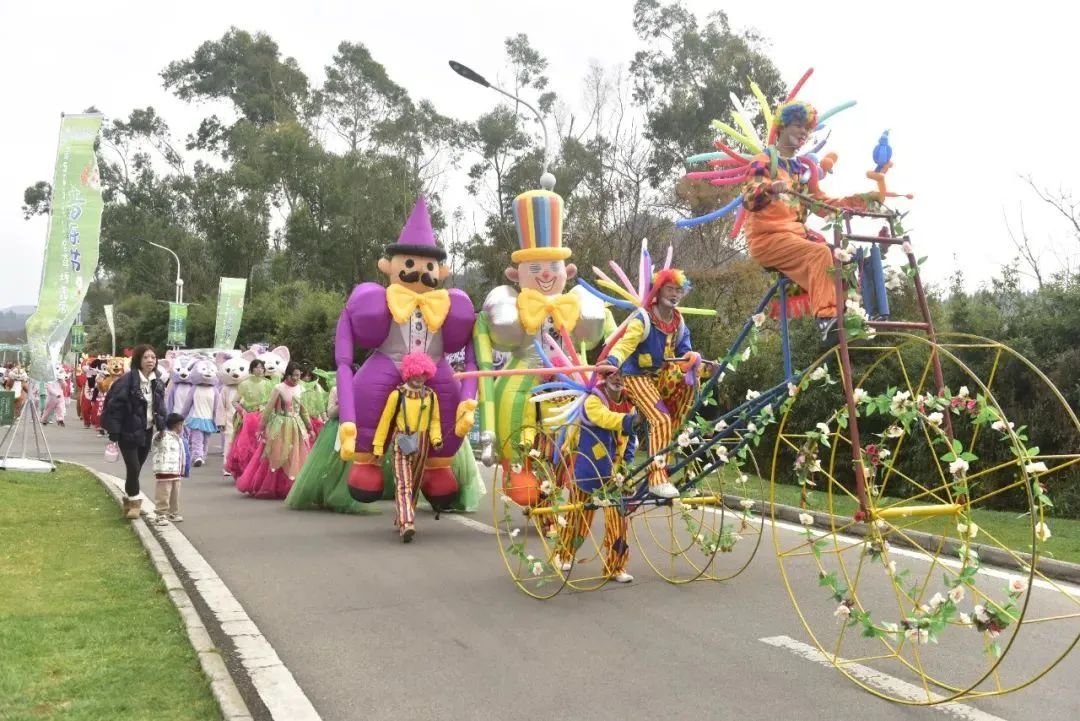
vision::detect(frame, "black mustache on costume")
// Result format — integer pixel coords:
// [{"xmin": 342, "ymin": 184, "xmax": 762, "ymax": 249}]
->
[{"xmin": 398, "ymin": 270, "xmax": 439, "ymax": 288}]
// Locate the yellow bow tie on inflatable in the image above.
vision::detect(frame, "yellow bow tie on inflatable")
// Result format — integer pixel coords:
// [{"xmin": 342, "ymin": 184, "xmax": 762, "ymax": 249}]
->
[
  {"xmin": 517, "ymin": 288, "xmax": 581, "ymax": 336},
  {"xmin": 386, "ymin": 285, "xmax": 451, "ymax": 333}
]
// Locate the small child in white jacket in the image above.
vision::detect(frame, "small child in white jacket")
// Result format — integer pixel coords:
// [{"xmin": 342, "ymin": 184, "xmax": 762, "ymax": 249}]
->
[{"xmin": 152, "ymin": 413, "xmax": 190, "ymax": 525}]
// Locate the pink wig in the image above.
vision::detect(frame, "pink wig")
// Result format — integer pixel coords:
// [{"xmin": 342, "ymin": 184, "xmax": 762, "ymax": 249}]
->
[{"xmin": 400, "ymin": 352, "xmax": 437, "ymax": 382}]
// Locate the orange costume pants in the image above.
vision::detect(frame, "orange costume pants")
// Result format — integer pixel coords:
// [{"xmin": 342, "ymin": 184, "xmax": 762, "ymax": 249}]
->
[
  {"xmin": 748, "ymin": 230, "xmax": 836, "ymax": 319},
  {"xmin": 622, "ymin": 370, "xmax": 695, "ymax": 488}
]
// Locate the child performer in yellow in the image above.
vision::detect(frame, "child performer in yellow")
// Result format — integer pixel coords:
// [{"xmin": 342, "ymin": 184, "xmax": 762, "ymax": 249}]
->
[
  {"xmin": 558, "ymin": 369, "xmax": 637, "ymax": 583},
  {"xmin": 372, "ymin": 352, "xmax": 443, "ymax": 542},
  {"xmin": 600, "ymin": 269, "xmax": 699, "ymax": 499}
]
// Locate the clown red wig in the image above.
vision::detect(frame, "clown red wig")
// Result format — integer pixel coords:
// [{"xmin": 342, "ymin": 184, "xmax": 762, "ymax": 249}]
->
[{"xmin": 400, "ymin": 352, "xmax": 437, "ymax": 382}]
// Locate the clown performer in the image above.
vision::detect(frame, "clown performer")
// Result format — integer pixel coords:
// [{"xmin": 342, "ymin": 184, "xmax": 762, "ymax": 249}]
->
[
  {"xmin": 371, "ymin": 352, "xmax": 443, "ymax": 542},
  {"xmin": 598, "ymin": 268, "xmax": 700, "ymax": 499},
  {"xmin": 556, "ymin": 368, "xmax": 638, "ymax": 582},
  {"xmin": 741, "ymin": 99, "xmax": 879, "ymax": 343},
  {"xmin": 473, "ymin": 184, "xmax": 607, "ymax": 468},
  {"xmin": 335, "ymin": 196, "xmax": 477, "ymax": 512}
]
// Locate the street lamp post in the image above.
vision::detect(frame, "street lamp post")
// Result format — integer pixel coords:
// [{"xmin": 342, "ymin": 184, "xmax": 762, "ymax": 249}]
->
[{"xmin": 147, "ymin": 241, "xmax": 184, "ymax": 348}]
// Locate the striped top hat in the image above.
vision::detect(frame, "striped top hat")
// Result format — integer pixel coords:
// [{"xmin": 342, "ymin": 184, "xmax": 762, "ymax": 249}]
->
[{"xmin": 511, "ymin": 189, "xmax": 570, "ymax": 263}]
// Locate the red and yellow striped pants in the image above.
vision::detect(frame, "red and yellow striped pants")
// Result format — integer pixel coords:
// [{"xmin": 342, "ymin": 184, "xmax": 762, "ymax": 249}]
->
[
  {"xmin": 392, "ymin": 432, "xmax": 430, "ymax": 531},
  {"xmin": 557, "ymin": 486, "xmax": 630, "ymax": 576},
  {"xmin": 622, "ymin": 369, "xmax": 695, "ymax": 487}
]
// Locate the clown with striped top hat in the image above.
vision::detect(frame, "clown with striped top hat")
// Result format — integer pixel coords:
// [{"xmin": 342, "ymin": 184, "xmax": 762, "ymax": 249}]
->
[{"xmin": 472, "ymin": 182, "xmax": 609, "ymax": 468}]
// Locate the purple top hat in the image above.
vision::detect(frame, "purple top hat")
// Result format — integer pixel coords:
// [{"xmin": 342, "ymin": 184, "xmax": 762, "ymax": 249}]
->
[{"xmin": 384, "ymin": 195, "xmax": 447, "ymax": 261}]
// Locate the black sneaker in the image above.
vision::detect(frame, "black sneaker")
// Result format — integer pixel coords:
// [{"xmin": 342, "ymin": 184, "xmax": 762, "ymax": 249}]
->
[{"xmin": 816, "ymin": 317, "xmax": 839, "ymax": 347}]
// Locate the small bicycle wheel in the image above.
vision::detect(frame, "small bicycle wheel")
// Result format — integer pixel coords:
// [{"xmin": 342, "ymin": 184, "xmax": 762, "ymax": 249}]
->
[{"xmin": 771, "ymin": 333, "xmax": 1079, "ymax": 703}]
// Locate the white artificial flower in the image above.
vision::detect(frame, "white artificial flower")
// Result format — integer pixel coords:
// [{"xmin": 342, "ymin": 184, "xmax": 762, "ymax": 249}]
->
[
  {"xmin": 718, "ymin": 372, "xmax": 726, "ymax": 383},
  {"xmin": 853, "ymin": 388, "xmax": 868, "ymax": 404},
  {"xmin": 973, "ymin": 604, "xmax": 990, "ymax": 623},
  {"xmin": 747, "ymin": 422, "xmax": 758, "ymax": 434},
  {"xmin": 927, "ymin": 592, "xmax": 946, "ymax": 610},
  {"xmin": 810, "ymin": 365, "xmax": 828, "ymax": 382},
  {"xmin": 957, "ymin": 385, "xmax": 970, "ymax": 399},
  {"xmin": 885, "ymin": 425, "xmax": 904, "ymax": 438},
  {"xmin": 741, "ymin": 347, "xmax": 752, "ymax": 361},
  {"xmin": 714, "ymin": 420, "xmax": 728, "ymax": 432},
  {"xmin": 528, "ymin": 448, "xmax": 541, "ymax": 458},
  {"xmin": 762, "ymin": 404, "xmax": 774, "ymax": 416},
  {"xmin": 926, "ymin": 411, "xmax": 944, "ymax": 427},
  {"xmin": 1025, "ymin": 461, "xmax": 1048, "ymax": 474},
  {"xmin": 499, "ymin": 493, "xmax": 513, "ymax": 505},
  {"xmin": 556, "ymin": 515, "xmax": 568, "ymax": 528},
  {"xmin": 809, "ymin": 459, "xmax": 823, "ymax": 473},
  {"xmin": 715, "ymin": 446, "xmax": 729, "ymax": 464},
  {"xmin": 834, "ymin": 603, "xmax": 852, "ymax": 620},
  {"xmin": 957, "ymin": 521, "xmax": 979, "ymax": 539},
  {"xmin": 886, "ymin": 560, "xmax": 898, "ymax": 576},
  {"xmin": 677, "ymin": 432, "xmax": 692, "ymax": 448},
  {"xmin": 878, "ymin": 448, "xmax": 891, "ymax": 459},
  {"xmin": 948, "ymin": 586, "xmax": 966, "ymax": 604},
  {"xmin": 614, "ymin": 473, "xmax": 625, "ymax": 485},
  {"xmin": 531, "ymin": 561, "xmax": 544, "ymax": 577},
  {"xmin": 834, "ymin": 246, "xmax": 853, "ymax": 262},
  {"xmin": 752, "ymin": 312, "xmax": 767, "ymax": 328},
  {"xmin": 787, "ymin": 382, "xmax": 798, "ymax": 397},
  {"xmin": 736, "ymin": 473, "xmax": 749, "ymax": 485},
  {"xmin": 546, "ymin": 527, "xmax": 559, "ymax": 539},
  {"xmin": 739, "ymin": 498, "xmax": 755, "ymax": 510},
  {"xmin": 652, "ymin": 455, "xmax": 666, "ymax": 467},
  {"xmin": 904, "ymin": 627, "xmax": 930, "ymax": 644},
  {"xmin": 539, "ymin": 480, "xmax": 554, "ymax": 495},
  {"xmin": 991, "ymin": 419, "xmax": 1015, "ymax": 432},
  {"xmin": 798, "ymin": 512, "xmax": 815, "ymax": 526},
  {"xmin": 958, "ymin": 612, "xmax": 973, "ymax": 626},
  {"xmin": 510, "ymin": 463, "xmax": 523, "ymax": 474},
  {"xmin": 949, "ymin": 458, "xmax": 970, "ymax": 477},
  {"xmin": 695, "ymin": 534, "xmax": 706, "ymax": 543},
  {"xmin": 815, "ymin": 421, "xmax": 830, "ymax": 435},
  {"xmin": 1009, "ymin": 577, "xmax": 1029, "ymax": 595},
  {"xmin": 510, "ymin": 528, "xmax": 521, "ymax": 538},
  {"xmin": 881, "ymin": 621, "xmax": 900, "ymax": 636},
  {"xmin": 746, "ymin": 389, "xmax": 761, "ymax": 401},
  {"xmin": 525, "ymin": 554, "xmax": 535, "ymax": 562},
  {"xmin": 890, "ymin": 390, "xmax": 912, "ymax": 415},
  {"xmin": 874, "ymin": 518, "xmax": 888, "ymax": 530},
  {"xmin": 1035, "ymin": 522, "xmax": 1052, "ymax": 542}
]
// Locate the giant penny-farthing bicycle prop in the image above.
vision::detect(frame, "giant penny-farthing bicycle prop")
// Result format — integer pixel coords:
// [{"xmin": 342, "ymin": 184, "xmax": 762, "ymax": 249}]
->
[{"xmin": 672, "ymin": 68, "xmax": 1080, "ymax": 704}]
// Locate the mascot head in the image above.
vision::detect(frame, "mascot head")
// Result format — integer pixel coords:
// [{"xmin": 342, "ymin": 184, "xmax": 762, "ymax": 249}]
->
[{"xmin": 377, "ymin": 195, "xmax": 450, "ymax": 294}]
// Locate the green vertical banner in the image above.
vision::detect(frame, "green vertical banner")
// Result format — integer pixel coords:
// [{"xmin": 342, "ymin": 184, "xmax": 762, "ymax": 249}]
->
[
  {"xmin": 213, "ymin": 277, "xmax": 247, "ymax": 349},
  {"xmin": 24, "ymin": 113, "xmax": 104, "ymax": 382},
  {"xmin": 168, "ymin": 303, "xmax": 188, "ymax": 347},
  {"xmin": 70, "ymin": 324, "xmax": 84, "ymax": 353}
]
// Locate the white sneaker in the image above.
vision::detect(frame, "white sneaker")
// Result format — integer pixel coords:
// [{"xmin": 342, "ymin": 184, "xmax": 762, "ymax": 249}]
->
[
  {"xmin": 649, "ymin": 482, "xmax": 680, "ymax": 499},
  {"xmin": 152, "ymin": 514, "xmax": 171, "ymax": 527},
  {"xmin": 611, "ymin": 572, "xmax": 634, "ymax": 583},
  {"xmin": 554, "ymin": 555, "xmax": 573, "ymax": 572},
  {"xmin": 168, "ymin": 513, "xmax": 183, "ymax": 523}
]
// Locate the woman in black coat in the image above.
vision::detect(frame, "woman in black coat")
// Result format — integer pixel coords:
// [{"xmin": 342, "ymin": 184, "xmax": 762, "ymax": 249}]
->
[{"xmin": 101, "ymin": 344, "xmax": 167, "ymax": 519}]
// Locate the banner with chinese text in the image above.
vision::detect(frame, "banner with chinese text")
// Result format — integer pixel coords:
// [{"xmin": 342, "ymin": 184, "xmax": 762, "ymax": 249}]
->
[
  {"xmin": 213, "ymin": 277, "xmax": 247, "ymax": 349},
  {"xmin": 24, "ymin": 114, "xmax": 104, "ymax": 381},
  {"xmin": 167, "ymin": 303, "xmax": 188, "ymax": 347}
]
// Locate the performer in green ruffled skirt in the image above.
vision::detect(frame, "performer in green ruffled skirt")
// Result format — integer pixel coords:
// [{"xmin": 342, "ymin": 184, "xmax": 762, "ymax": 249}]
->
[{"xmin": 285, "ymin": 385, "xmax": 379, "ymax": 514}]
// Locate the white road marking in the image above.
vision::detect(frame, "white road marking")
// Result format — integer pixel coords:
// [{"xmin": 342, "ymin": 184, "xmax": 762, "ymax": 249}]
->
[
  {"xmin": 97, "ymin": 469, "xmax": 323, "ymax": 721},
  {"xmin": 448, "ymin": 514, "xmax": 498, "ymax": 534},
  {"xmin": 760, "ymin": 635, "xmax": 1010, "ymax": 721}
]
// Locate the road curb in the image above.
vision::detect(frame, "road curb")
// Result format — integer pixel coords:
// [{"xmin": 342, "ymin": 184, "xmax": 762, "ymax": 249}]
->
[
  {"xmin": 71, "ymin": 461, "xmax": 253, "ymax": 721},
  {"xmin": 723, "ymin": 492, "xmax": 1080, "ymax": 585}
]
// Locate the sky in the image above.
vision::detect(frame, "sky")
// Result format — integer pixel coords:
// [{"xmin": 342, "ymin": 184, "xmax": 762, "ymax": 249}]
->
[{"xmin": 2, "ymin": 0, "xmax": 1077, "ymax": 310}]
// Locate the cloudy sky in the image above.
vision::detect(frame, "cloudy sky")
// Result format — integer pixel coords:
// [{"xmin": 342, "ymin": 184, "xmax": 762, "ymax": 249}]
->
[{"xmin": 2, "ymin": 0, "xmax": 1076, "ymax": 309}]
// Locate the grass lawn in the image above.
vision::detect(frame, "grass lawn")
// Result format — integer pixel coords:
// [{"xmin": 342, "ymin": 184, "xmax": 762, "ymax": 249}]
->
[
  {"xmin": 699, "ymin": 474, "xmax": 1080, "ymax": 566},
  {"xmin": 0, "ymin": 464, "xmax": 221, "ymax": 721}
]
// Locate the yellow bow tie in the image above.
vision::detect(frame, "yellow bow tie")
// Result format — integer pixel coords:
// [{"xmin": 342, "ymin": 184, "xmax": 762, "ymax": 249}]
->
[
  {"xmin": 386, "ymin": 285, "xmax": 451, "ymax": 333},
  {"xmin": 517, "ymin": 288, "xmax": 581, "ymax": 336}
]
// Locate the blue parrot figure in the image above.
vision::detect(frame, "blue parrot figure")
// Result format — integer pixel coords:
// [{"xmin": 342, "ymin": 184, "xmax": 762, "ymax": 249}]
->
[{"xmin": 872, "ymin": 130, "xmax": 892, "ymax": 172}]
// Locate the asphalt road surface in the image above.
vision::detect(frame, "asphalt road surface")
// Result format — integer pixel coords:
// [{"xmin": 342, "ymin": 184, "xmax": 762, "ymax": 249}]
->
[{"xmin": 35, "ymin": 417, "xmax": 1080, "ymax": 721}]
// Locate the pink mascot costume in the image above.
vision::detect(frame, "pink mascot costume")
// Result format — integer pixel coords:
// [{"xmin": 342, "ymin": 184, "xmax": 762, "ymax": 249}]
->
[
  {"xmin": 41, "ymin": 363, "xmax": 68, "ymax": 426},
  {"xmin": 335, "ymin": 195, "xmax": 478, "ymax": 511}
]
